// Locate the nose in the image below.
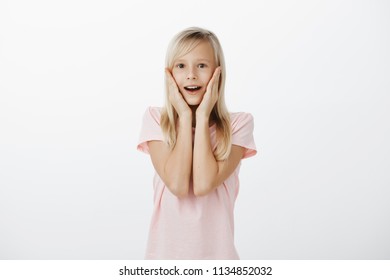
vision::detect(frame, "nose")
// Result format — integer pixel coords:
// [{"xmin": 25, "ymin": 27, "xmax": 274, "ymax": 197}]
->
[{"xmin": 186, "ymin": 67, "xmax": 197, "ymax": 80}]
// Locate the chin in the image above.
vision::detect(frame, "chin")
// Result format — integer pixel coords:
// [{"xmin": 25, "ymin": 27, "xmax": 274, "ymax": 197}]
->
[
  {"xmin": 184, "ymin": 98, "xmax": 202, "ymax": 106},
  {"xmin": 183, "ymin": 95, "xmax": 203, "ymax": 106}
]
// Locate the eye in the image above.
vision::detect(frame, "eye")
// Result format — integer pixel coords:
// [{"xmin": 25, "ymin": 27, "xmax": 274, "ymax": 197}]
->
[
  {"xmin": 198, "ymin": 63, "xmax": 207, "ymax": 68},
  {"xmin": 176, "ymin": 63, "xmax": 184, "ymax": 69}
]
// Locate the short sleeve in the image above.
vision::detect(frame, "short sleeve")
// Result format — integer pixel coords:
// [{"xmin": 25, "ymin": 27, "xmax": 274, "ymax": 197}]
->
[
  {"xmin": 137, "ymin": 106, "xmax": 164, "ymax": 154},
  {"xmin": 231, "ymin": 112, "xmax": 257, "ymax": 159}
]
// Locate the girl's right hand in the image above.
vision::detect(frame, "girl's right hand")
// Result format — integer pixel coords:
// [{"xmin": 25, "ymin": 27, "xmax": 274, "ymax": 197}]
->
[{"xmin": 165, "ymin": 68, "xmax": 191, "ymax": 118}]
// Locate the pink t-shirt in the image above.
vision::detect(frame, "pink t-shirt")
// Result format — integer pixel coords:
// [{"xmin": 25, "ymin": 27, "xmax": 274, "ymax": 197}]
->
[{"xmin": 137, "ymin": 107, "xmax": 257, "ymax": 259}]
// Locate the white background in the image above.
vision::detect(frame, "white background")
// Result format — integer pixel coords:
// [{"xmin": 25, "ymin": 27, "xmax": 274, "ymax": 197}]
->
[{"xmin": 0, "ymin": 0, "xmax": 389, "ymax": 259}]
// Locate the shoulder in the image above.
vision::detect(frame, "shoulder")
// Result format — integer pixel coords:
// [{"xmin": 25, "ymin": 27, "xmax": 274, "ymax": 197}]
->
[
  {"xmin": 229, "ymin": 112, "xmax": 254, "ymax": 130},
  {"xmin": 143, "ymin": 106, "xmax": 163, "ymax": 125},
  {"xmin": 138, "ymin": 106, "xmax": 165, "ymax": 153},
  {"xmin": 229, "ymin": 111, "xmax": 257, "ymax": 158}
]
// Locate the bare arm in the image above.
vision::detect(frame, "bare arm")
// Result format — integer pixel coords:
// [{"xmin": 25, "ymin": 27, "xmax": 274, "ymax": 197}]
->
[
  {"xmin": 147, "ymin": 69, "xmax": 193, "ymax": 198},
  {"xmin": 148, "ymin": 114, "xmax": 192, "ymax": 198},
  {"xmin": 192, "ymin": 116, "xmax": 244, "ymax": 196},
  {"xmin": 192, "ymin": 67, "xmax": 244, "ymax": 196}
]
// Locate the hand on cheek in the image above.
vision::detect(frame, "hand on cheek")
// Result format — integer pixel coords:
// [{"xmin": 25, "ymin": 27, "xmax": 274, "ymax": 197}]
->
[
  {"xmin": 196, "ymin": 67, "xmax": 221, "ymax": 119},
  {"xmin": 165, "ymin": 68, "xmax": 191, "ymax": 118}
]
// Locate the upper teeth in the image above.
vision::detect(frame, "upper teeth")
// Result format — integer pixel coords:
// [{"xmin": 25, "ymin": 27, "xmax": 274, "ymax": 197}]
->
[{"xmin": 186, "ymin": 86, "xmax": 199, "ymax": 89}]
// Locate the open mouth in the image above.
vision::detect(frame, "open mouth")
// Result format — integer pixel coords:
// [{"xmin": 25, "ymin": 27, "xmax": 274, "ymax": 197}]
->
[{"xmin": 184, "ymin": 86, "xmax": 202, "ymax": 93}]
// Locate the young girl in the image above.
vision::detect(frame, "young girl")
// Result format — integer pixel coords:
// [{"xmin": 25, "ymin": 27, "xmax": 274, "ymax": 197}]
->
[{"xmin": 137, "ymin": 27, "xmax": 257, "ymax": 259}]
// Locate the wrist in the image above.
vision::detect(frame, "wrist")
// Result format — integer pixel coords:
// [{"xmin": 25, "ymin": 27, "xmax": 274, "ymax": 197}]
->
[
  {"xmin": 178, "ymin": 112, "xmax": 192, "ymax": 125},
  {"xmin": 196, "ymin": 108, "xmax": 209, "ymax": 118},
  {"xmin": 195, "ymin": 113, "xmax": 209, "ymax": 125}
]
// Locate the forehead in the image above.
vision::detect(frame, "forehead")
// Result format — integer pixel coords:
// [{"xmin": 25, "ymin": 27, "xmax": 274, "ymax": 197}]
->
[{"xmin": 175, "ymin": 40, "xmax": 215, "ymax": 62}]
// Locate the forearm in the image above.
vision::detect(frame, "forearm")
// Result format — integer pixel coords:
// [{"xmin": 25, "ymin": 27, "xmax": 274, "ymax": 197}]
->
[
  {"xmin": 193, "ymin": 115, "xmax": 219, "ymax": 196},
  {"xmin": 164, "ymin": 114, "xmax": 193, "ymax": 197}
]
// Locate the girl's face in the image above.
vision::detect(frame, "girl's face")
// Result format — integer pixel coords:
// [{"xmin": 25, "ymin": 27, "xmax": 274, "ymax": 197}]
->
[{"xmin": 171, "ymin": 40, "xmax": 217, "ymax": 106}]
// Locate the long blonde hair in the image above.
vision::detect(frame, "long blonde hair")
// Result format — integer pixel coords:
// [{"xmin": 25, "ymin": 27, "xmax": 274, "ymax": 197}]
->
[{"xmin": 160, "ymin": 27, "xmax": 231, "ymax": 161}]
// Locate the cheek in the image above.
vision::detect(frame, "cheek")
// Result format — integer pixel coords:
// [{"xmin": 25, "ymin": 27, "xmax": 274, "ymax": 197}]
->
[
  {"xmin": 171, "ymin": 71, "xmax": 184, "ymax": 85},
  {"xmin": 204, "ymin": 72, "xmax": 214, "ymax": 84}
]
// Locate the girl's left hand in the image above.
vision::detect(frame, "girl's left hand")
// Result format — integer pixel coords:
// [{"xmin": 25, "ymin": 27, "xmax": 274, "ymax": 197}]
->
[{"xmin": 196, "ymin": 67, "xmax": 221, "ymax": 118}]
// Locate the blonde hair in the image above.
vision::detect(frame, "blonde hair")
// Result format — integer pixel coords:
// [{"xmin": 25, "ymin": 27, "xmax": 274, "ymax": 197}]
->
[{"xmin": 160, "ymin": 27, "xmax": 231, "ymax": 161}]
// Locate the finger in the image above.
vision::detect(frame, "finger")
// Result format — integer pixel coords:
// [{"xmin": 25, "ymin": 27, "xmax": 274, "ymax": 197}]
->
[
  {"xmin": 209, "ymin": 67, "xmax": 221, "ymax": 89},
  {"xmin": 212, "ymin": 67, "xmax": 221, "ymax": 93},
  {"xmin": 165, "ymin": 68, "xmax": 176, "ymax": 85},
  {"xmin": 209, "ymin": 67, "xmax": 219, "ymax": 85},
  {"xmin": 165, "ymin": 68, "xmax": 174, "ymax": 85},
  {"xmin": 205, "ymin": 69, "xmax": 217, "ymax": 92},
  {"xmin": 165, "ymin": 69, "xmax": 180, "ymax": 93},
  {"xmin": 215, "ymin": 67, "xmax": 221, "ymax": 83},
  {"xmin": 213, "ymin": 66, "xmax": 221, "ymax": 80},
  {"xmin": 165, "ymin": 68, "xmax": 173, "ymax": 78}
]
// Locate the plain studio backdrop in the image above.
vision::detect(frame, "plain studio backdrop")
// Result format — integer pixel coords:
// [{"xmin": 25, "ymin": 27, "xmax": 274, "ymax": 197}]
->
[{"xmin": 0, "ymin": 0, "xmax": 389, "ymax": 259}]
